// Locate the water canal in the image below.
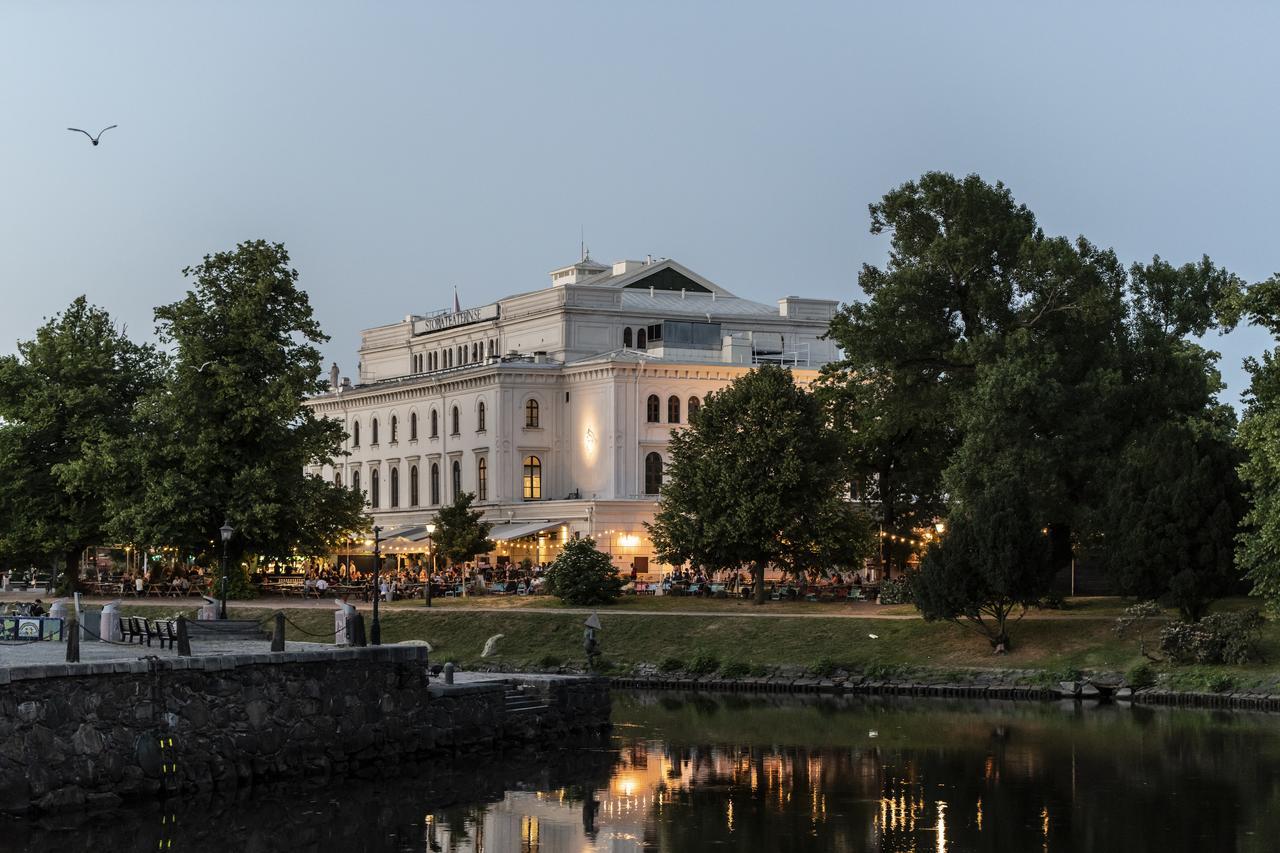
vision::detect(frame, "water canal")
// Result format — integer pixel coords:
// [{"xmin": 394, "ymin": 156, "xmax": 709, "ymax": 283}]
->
[{"xmin": 5, "ymin": 690, "xmax": 1278, "ymax": 852}]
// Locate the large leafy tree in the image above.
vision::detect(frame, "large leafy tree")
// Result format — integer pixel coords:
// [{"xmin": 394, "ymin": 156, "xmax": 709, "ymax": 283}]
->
[
  {"xmin": 826, "ymin": 172, "xmax": 1243, "ymax": 600},
  {"xmin": 0, "ymin": 297, "xmax": 161, "ymax": 590},
  {"xmin": 648, "ymin": 364, "xmax": 873, "ymax": 604},
  {"xmin": 430, "ymin": 491, "xmax": 495, "ymax": 568},
  {"xmin": 116, "ymin": 240, "xmax": 364, "ymax": 564},
  {"xmin": 1232, "ymin": 275, "xmax": 1280, "ymax": 610}
]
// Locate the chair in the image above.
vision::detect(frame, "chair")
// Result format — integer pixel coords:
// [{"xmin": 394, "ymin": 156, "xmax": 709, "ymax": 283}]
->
[
  {"xmin": 121, "ymin": 616, "xmax": 145, "ymax": 644},
  {"xmin": 155, "ymin": 621, "xmax": 178, "ymax": 650}
]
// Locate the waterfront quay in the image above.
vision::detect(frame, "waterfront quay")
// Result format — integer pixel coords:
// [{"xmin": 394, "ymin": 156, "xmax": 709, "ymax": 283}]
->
[{"xmin": 0, "ymin": 641, "xmax": 610, "ymax": 814}]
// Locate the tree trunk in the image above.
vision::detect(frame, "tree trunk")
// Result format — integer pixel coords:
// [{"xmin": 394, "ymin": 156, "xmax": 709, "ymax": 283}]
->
[
  {"xmin": 880, "ymin": 470, "xmax": 895, "ymax": 580},
  {"xmin": 58, "ymin": 547, "xmax": 81, "ymax": 596},
  {"xmin": 752, "ymin": 562, "xmax": 766, "ymax": 605}
]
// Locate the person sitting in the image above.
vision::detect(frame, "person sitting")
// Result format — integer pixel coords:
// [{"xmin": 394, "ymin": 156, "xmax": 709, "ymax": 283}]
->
[{"xmin": 29, "ymin": 598, "xmax": 46, "ymax": 617}]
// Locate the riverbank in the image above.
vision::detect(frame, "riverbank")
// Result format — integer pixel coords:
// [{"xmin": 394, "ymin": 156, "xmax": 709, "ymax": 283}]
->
[{"xmin": 73, "ymin": 595, "xmax": 1280, "ymax": 703}]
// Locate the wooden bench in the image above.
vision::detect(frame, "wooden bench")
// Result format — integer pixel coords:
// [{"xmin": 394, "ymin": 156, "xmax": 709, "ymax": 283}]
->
[{"xmin": 186, "ymin": 619, "xmax": 266, "ymax": 641}]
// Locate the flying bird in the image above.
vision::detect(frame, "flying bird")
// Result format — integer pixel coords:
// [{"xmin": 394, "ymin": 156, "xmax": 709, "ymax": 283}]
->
[{"xmin": 67, "ymin": 125, "xmax": 117, "ymax": 146}]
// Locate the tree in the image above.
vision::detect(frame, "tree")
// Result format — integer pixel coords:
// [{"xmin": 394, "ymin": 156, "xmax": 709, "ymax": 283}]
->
[
  {"xmin": 647, "ymin": 364, "xmax": 873, "ymax": 604},
  {"xmin": 1100, "ymin": 418, "xmax": 1244, "ymax": 621},
  {"xmin": 825, "ymin": 172, "xmax": 1244, "ymax": 600},
  {"xmin": 913, "ymin": 478, "xmax": 1056, "ymax": 650},
  {"xmin": 117, "ymin": 240, "xmax": 364, "ymax": 564},
  {"xmin": 545, "ymin": 537, "xmax": 625, "ymax": 605},
  {"xmin": 0, "ymin": 297, "xmax": 161, "ymax": 591},
  {"xmin": 430, "ymin": 491, "xmax": 494, "ymax": 568}
]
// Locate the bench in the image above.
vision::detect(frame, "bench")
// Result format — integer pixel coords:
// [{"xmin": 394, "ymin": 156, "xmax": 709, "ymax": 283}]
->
[{"xmin": 186, "ymin": 619, "xmax": 267, "ymax": 641}]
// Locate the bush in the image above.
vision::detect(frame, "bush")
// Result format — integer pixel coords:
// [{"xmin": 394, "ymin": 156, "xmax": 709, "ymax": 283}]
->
[
  {"xmin": 811, "ymin": 657, "xmax": 841, "ymax": 678},
  {"xmin": 1037, "ymin": 590, "xmax": 1067, "ymax": 610},
  {"xmin": 537, "ymin": 653, "xmax": 563, "ymax": 669},
  {"xmin": 1206, "ymin": 673, "xmax": 1235, "ymax": 694},
  {"xmin": 1159, "ymin": 610, "xmax": 1265, "ymax": 665},
  {"xmin": 720, "ymin": 661, "xmax": 750, "ymax": 678},
  {"xmin": 658, "ymin": 656, "xmax": 685, "ymax": 673},
  {"xmin": 688, "ymin": 650, "xmax": 720, "ymax": 675},
  {"xmin": 544, "ymin": 538, "xmax": 625, "ymax": 605},
  {"xmin": 877, "ymin": 574, "xmax": 915, "ymax": 605},
  {"xmin": 1126, "ymin": 662, "xmax": 1157, "ymax": 690}
]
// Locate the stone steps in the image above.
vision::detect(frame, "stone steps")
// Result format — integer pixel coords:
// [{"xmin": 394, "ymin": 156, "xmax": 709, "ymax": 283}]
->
[{"xmin": 503, "ymin": 689, "xmax": 549, "ymax": 715}]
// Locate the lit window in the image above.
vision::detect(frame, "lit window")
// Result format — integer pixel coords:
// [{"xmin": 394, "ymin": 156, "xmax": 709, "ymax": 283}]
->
[{"xmin": 523, "ymin": 455, "xmax": 542, "ymax": 500}]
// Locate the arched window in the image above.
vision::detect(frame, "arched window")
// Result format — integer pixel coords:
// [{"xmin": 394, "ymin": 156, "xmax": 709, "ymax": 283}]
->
[
  {"xmin": 522, "ymin": 455, "xmax": 542, "ymax": 500},
  {"xmin": 371, "ymin": 418, "xmax": 380, "ymax": 445},
  {"xmin": 646, "ymin": 394, "xmax": 661, "ymax": 423},
  {"xmin": 688, "ymin": 396, "xmax": 701, "ymax": 421},
  {"xmin": 451, "ymin": 460, "xmax": 462, "ymax": 499},
  {"xmin": 430, "ymin": 410, "xmax": 439, "ymax": 438},
  {"xmin": 390, "ymin": 467, "xmax": 400, "ymax": 508},
  {"xmin": 430, "ymin": 463, "xmax": 440, "ymax": 505},
  {"xmin": 352, "ymin": 421, "xmax": 361, "ymax": 447},
  {"xmin": 352, "ymin": 469, "xmax": 361, "ymax": 499},
  {"xmin": 390, "ymin": 415, "xmax": 398, "ymax": 443},
  {"xmin": 409, "ymin": 465, "xmax": 419, "ymax": 506},
  {"xmin": 451, "ymin": 405, "xmax": 460, "ymax": 435},
  {"xmin": 525, "ymin": 399, "xmax": 540, "ymax": 428},
  {"xmin": 637, "ymin": 328, "xmax": 647, "ymax": 348},
  {"xmin": 668, "ymin": 395, "xmax": 681, "ymax": 424},
  {"xmin": 410, "ymin": 411, "xmax": 418, "ymax": 441},
  {"xmin": 334, "ymin": 471, "xmax": 342, "ymax": 488},
  {"xmin": 477, "ymin": 457, "xmax": 488, "ymax": 501},
  {"xmin": 477, "ymin": 401, "xmax": 486, "ymax": 432},
  {"xmin": 371, "ymin": 469, "xmax": 381, "ymax": 508},
  {"xmin": 623, "ymin": 327, "xmax": 633, "ymax": 348},
  {"xmin": 644, "ymin": 452, "xmax": 663, "ymax": 495}
]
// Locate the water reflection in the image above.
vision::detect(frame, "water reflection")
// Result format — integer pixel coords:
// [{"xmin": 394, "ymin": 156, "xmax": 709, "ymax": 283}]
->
[{"xmin": 6, "ymin": 691, "xmax": 1280, "ymax": 852}]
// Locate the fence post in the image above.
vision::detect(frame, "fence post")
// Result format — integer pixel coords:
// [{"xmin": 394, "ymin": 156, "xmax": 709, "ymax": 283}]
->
[
  {"xmin": 176, "ymin": 615, "xmax": 192, "ymax": 657},
  {"xmin": 271, "ymin": 612, "xmax": 286, "ymax": 652},
  {"xmin": 65, "ymin": 617, "xmax": 79, "ymax": 663}
]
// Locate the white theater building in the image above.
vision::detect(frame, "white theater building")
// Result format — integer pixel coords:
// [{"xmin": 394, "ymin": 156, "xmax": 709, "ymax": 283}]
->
[{"xmin": 305, "ymin": 254, "xmax": 841, "ymax": 578}]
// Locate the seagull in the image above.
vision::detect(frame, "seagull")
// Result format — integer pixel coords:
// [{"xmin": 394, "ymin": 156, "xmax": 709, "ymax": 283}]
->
[{"xmin": 67, "ymin": 125, "xmax": 117, "ymax": 146}]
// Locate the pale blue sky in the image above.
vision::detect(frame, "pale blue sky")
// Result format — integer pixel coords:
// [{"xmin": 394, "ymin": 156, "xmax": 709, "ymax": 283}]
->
[{"xmin": 2, "ymin": 1, "xmax": 1277, "ymax": 403}]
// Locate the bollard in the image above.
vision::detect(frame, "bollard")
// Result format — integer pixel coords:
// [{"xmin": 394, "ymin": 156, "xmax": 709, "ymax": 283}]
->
[
  {"xmin": 65, "ymin": 617, "xmax": 79, "ymax": 663},
  {"xmin": 444, "ymin": 662, "xmax": 455, "ymax": 684},
  {"xmin": 176, "ymin": 616, "xmax": 192, "ymax": 657},
  {"xmin": 271, "ymin": 612, "xmax": 286, "ymax": 652},
  {"xmin": 350, "ymin": 612, "xmax": 367, "ymax": 647}
]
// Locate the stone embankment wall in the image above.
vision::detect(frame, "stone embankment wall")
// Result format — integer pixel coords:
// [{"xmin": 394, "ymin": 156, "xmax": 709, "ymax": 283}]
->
[{"xmin": 0, "ymin": 648, "xmax": 609, "ymax": 814}]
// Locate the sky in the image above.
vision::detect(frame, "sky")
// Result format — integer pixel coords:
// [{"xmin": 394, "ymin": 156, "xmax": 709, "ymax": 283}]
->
[{"xmin": 2, "ymin": 1, "xmax": 1278, "ymax": 404}]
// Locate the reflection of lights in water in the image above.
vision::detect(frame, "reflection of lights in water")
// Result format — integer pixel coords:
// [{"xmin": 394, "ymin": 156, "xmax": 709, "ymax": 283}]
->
[
  {"xmin": 976, "ymin": 797, "xmax": 983, "ymax": 831},
  {"xmin": 726, "ymin": 798, "xmax": 734, "ymax": 833},
  {"xmin": 936, "ymin": 800, "xmax": 948, "ymax": 853}
]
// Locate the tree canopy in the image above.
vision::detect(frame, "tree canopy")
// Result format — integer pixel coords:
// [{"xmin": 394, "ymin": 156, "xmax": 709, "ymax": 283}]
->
[
  {"xmin": 648, "ymin": 364, "xmax": 873, "ymax": 604},
  {"xmin": 0, "ymin": 297, "xmax": 161, "ymax": 589},
  {"xmin": 430, "ymin": 491, "xmax": 494, "ymax": 568}
]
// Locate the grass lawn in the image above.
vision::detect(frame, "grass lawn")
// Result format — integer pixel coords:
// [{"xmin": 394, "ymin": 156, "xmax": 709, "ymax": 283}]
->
[{"xmin": 107, "ymin": 596, "xmax": 1280, "ymax": 693}]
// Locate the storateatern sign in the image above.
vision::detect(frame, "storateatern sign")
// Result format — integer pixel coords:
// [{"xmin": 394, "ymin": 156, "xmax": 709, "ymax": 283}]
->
[{"xmin": 412, "ymin": 303, "xmax": 499, "ymax": 336}]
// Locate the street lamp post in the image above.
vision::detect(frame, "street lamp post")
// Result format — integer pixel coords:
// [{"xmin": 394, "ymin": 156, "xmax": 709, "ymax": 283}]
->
[
  {"xmin": 371, "ymin": 524, "xmax": 383, "ymax": 645},
  {"xmin": 218, "ymin": 520, "xmax": 234, "ymax": 620},
  {"xmin": 424, "ymin": 522, "xmax": 437, "ymax": 607}
]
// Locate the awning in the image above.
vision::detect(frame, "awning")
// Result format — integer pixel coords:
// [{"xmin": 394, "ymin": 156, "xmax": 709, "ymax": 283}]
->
[
  {"xmin": 489, "ymin": 520, "xmax": 569, "ymax": 542},
  {"xmin": 380, "ymin": 524, "xmax": 428, "ymax": 541}
]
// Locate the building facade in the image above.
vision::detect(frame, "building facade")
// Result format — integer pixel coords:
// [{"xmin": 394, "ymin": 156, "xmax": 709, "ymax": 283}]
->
[{"xmin": 305, "ymin": 255, "xmax": 841, "ymax": 577}]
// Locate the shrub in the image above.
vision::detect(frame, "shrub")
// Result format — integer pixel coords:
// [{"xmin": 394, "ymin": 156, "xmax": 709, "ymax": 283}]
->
[
  {"xmin": 537, "ymin": 653, "xmax": 563, "ymax": 669},
  {"xmin": 688, "ymin": 650, "xmax": 720, "ymax": 675},
  {"xmin": 1206, "ymin": 673, "xmax": 1235, "ymax": 694},
  {"xmin": 544, "ymin": 537, "xmax": 625, "ymax": 605},
  {"xmin": 1126, "ymin": 662, "xmax": 1157, "ymax": 690},
  {"xmin": 1114, "ymin": 601, "xmax": 1164, "ymax": 661},
  {"xmin": 720, "ymin": 661, "xmax": 750, "ymax": 678},
  {"xmin": 811, "ymin": 657, "xmax": 841, "ymax": 678},
  {"xmin": 658, "ymin": 656, "xmax": 685, "ymax": 673},
  {"xmin": 1037, "ymin": 590, "xmax": 1067, "ymax": 610},
  {"xmin": 877, "ymin": 574, "xmax": 915, "ymax": 605},
  {"xmin": 1159, "ymin": 610, "xmax": 1265, "ymax": 665}
]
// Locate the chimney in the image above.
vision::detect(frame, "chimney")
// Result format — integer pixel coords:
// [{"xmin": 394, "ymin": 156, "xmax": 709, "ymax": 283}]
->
[
  {"xmin": 612, "ymin": 259, "xmax": 645, "ymax": 277},
  {"xmin": 329, "ymin": 362, "xmax": 340, "ymax": 391}
]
